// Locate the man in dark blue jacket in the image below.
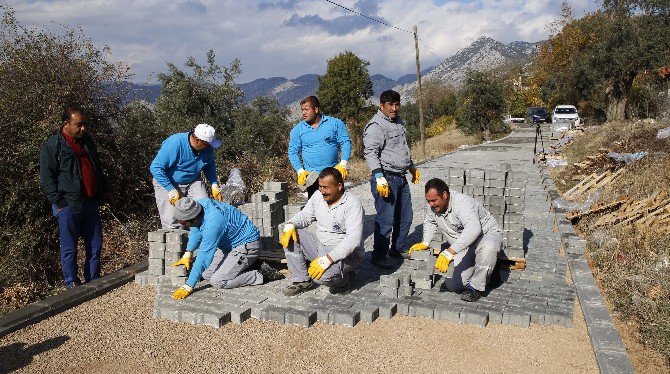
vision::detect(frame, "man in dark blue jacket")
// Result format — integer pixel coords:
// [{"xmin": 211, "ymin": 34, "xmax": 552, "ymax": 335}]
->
[{"xmin": 39, "ymin": 107, "xmax": 110, "ymax": 288}]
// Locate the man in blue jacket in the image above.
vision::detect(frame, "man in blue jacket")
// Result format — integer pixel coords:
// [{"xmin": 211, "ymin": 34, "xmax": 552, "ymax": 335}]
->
[
  {"xmin": 288, "ymin": 96, "xmax": 351, "ymax": 198},
  {"xmin": 171, "ymin": 197, "xmax": 283, "ymax": 299},
  {"xmin": 150, "ymin": 123, "xmax": 223, "ymax": 229},
  {"xmin": 39, "ymin": 107, "xmax": 110, "ymax": 288}
]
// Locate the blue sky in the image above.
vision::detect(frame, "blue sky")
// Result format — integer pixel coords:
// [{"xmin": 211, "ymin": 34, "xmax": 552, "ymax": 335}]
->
[{"xmin": 4, "ymin": 0, "xmax": 600, "ymax": 83}]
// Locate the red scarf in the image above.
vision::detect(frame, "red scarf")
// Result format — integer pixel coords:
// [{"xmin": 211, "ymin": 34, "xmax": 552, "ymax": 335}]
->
[{"xmin": 61, "ymin": 130, "xmax": 98, "ymax": 199}]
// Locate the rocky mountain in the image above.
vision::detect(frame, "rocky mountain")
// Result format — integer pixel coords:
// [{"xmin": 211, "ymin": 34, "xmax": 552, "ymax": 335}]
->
[
  {"xmin": 238, "ymin": 73, "xmax": 411, "ymax": 106},
  {"xmin": 121, "ymin": 37, "xmax": 539, "ymax": 108},
  {"xmin": 394, "ymin": 36, "xmax": 540, "ymax": 101}
]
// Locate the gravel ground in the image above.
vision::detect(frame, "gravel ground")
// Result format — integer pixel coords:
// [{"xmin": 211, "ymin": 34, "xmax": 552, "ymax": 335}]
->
[{"xmin": 0, "ymin": 283, "xmax": 598, "ymax": 373}]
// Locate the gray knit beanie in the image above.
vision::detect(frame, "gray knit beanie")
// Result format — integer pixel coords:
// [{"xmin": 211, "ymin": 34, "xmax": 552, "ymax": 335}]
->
[{"xmin": 173, "ymin": 197, "xmax": 202, "ymax": 221}]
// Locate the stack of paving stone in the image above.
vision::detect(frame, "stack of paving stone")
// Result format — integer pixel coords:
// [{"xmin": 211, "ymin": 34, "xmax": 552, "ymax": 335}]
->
[
  {"xmin": 135, "ymin": 229, "xmax": 189, "ymax": 286},
  {"xmin": 237, "ymin": 181, "xmax": 288, "ymax": 260},
  {"xmin": 439, "ymin": 166, "xmax": 527, "ymax": 261}
]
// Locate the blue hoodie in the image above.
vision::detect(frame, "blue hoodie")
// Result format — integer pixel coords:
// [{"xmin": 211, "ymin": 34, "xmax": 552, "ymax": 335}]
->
[
  {"xmin": 184, "ymin": 199, "xmax": 260, "ymax": 288},
  {"xmin": 150, "ymin": 132, "xmax": 218, "ymax": 190}
]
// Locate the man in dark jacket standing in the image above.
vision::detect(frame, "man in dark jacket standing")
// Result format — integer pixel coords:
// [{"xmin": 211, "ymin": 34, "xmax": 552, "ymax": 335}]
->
[{"xmin": 39, "ymin": 107, "xmax": 109, "ymax": 288}]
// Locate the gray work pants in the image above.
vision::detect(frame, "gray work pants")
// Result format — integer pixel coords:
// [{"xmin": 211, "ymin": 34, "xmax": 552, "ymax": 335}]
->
[
  {"xmin": 201, "ymin": 241, "xmax": 263, "ymax": 289},
  {"xmin": 445, "ymin": 230, "xmax": 503, "ymax": 292},
  {"xmin": 284, "ymin": 229, "xmax": 363, "ymax": 287},
  {"xmin": 153, "ymin": 178, "xmax": 208, "ymax": 229}
]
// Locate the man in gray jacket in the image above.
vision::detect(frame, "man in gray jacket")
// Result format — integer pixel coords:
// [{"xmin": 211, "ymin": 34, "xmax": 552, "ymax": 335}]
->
[
  {"xmin": 279, "ymin": 167, "xmax": 365, "ymax": 296},
  {"xmin": 363, "ymin": 90, "xmax": 420, "ymax": 269},
  {"xmin": 408, "ymin": 178, "xmax": 503, "ymax": 302}
]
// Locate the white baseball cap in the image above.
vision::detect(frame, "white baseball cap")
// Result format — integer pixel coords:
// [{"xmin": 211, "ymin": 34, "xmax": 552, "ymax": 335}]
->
[{"xmin": 193, "ymin": 123, "xmax": 222, "ymax": 149}]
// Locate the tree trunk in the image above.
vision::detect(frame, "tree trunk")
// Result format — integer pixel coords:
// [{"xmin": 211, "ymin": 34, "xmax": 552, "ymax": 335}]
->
[
  {"xmin": 606, "ymin": 94, "xmax": 627, "ymax": 122},
  {"xmin": 606, "ymin": 73, "xmax": 635, "ymax": 122}
]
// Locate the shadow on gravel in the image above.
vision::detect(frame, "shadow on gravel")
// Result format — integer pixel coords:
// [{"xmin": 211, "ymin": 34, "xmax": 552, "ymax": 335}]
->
[{"xmin": 0, "ymin": 335, "xmax": 70, "ymax": 373}]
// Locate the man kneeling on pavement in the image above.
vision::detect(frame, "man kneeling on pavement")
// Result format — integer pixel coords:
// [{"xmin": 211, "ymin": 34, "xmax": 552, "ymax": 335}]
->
[
  {"xmin": 171, "ymin": 197, "xmax": 283, "ymax": 299},
  {"xmin": 280, "ymin": 167, "xmax": 364, "ymax": 296},
  {"xmin": 408, "ymin": 178, "xmax": 503, "ymax": 302}
]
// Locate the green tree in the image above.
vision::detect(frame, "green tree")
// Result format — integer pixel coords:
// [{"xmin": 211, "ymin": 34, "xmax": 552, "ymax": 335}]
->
[
  {"xmin": 455, "ymin": 70, "xmax": 508, "ymax": 140},
  {"xmin": 155, "ymin": 50, "xmax": 243, "ymax": 160},
  {"xmin": 317, "ymin": 50, "xmax": 374, "ymax": 122}
]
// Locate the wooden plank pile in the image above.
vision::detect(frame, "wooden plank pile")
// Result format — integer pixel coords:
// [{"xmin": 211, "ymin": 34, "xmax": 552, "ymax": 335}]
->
[
  {"xmin": 563, "ymin": 168, "xmax": 625, "ymax": 201},
  {"xmin": 591, "ymin": 190, "xmax": 670, "ymax": 232}
]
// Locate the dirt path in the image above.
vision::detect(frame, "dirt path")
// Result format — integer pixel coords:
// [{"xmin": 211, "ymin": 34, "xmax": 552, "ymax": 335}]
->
[{"xmin": 0, "ymin": 283, "xmax": 598, "ymax": 373}]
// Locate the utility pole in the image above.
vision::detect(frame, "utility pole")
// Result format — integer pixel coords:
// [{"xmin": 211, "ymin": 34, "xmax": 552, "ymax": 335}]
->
[{"xmin": 413, "ymin": 25, "xmax": 426, "ymax": 158}]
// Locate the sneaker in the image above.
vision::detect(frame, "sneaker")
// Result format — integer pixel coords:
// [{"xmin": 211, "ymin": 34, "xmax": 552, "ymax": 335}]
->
[
  {"xmin": 371, "ymin": 258, "xmax": 394, "ymax": 270},
  {"xmin": 258, "ymin": 262, "xmax": 284, "ymax": 283},
  {"xmin": 389, "ymin": 250, "xmax": 411, "ymax": 259},
  {"xmin": 460, "ymin": 285, "xmax": 482, "ymax": 302},
  {"xmin": 282, "ymin": 280, "xmax": 317, "ymax": 296},
  {"xmin": 329, "ymin": 272, "xmax": 356, "ymax": 295}
]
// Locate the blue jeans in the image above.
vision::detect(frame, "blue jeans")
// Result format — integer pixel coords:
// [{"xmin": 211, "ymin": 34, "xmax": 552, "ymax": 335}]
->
[
  {"xmin": 52, "ymin": 200, "xmax": 103, "ymax": 286},
  {"xmin": 370, "ymin": 173, "xmax": 413, "ymax": 261}
]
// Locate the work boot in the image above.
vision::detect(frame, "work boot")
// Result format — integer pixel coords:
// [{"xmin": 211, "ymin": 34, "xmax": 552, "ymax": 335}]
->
[
  {"xmin": 389, "ymin": 250, "xmax": 411, "ymax": 260},
  {"xmin": 329, "ymin": 272, "xmax": 356, "ymax": 295},
  {"xmin": 258, "ymin": 262, "xmax": 284, "ymax": 283},
  {"xmin": 371, "ymin": 258, "xmax": 394, "ymax": 270},
  {"xmin": 460, "ymin": 285, "xmax": 482, "ymax": 302},
  {"xmin": 282, "ymin": 280, "xmax": 317, "ymax": 296}
]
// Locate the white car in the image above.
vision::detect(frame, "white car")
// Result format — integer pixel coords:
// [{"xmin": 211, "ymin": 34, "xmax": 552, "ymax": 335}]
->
[{"xmin": 551, "ymin": 105, "xmax": 580, "ymax": 128}]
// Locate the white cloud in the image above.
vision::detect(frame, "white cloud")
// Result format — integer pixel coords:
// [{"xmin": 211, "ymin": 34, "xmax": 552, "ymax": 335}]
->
[{"xmin": 4, "ymin": 0, "xmax": 600, "ymax": 83}]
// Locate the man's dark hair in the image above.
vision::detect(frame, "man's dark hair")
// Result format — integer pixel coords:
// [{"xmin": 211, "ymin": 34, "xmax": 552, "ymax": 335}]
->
[
  {"xmin": 425, "ymin": 178, "xmax": 449, "ymax": 195},
  {"xmin": 380, "ymin": 90, "xmax": 401, "ymax": 104},
  {"xmin": 61, "ymin": 107, "xmax": 84, "ymax": 122},
  {"xmin": 319, "ymin": 167, "xmax": 344, "ymax": 186},
  {"xmin": 300, "ymin": 96, "xmax": 320, "ymax": 109}
]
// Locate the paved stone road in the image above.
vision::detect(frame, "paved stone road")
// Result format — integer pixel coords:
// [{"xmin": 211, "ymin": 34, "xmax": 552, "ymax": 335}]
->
[{"xmin": 149, "ymin": 127, "xmax": 575, "ymax": 329}]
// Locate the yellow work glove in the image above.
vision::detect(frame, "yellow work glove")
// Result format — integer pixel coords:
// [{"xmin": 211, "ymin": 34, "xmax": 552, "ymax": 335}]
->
[
  {"xmin": 408, "ymin": 242, "xmax": 430, "ymax": 255},
  {"xmin": 171, "ymin": 251, "xmax": 193, "ymax": 271},
  {"xmin": 375, "ymin": 174, "xmax": 389, "ymax": 198},
  {"xmin": 334, "ymin": 160, "xmax": 348, "ymax": 180},
  {"xmin": 308, "ymin": 255, "xmax": 333, "ymax": 280},
  {"xmin": 297, "ymin": 169, "xmax": 309, "ymax": 185},
  {"xmin": 435, "ymin": 250, "xmax": 455, "ymax": 273},
  {"xmin": 409, "ymin": 167, "xmax": 421, "ymax": 184},
  {"xmin": 211, "ymin": 183, "xmax": 223, "ymax": 201},
  {"xmin": 167, "ymin": 188, "xmax": 181, "ymax": 206},
  {"xmin": 172, "ymin": 284, "xmax": 193, "ymax": 300},
  {"xmin": 281, "ymin": 223, "xmax": 298, "ymax": 249}
]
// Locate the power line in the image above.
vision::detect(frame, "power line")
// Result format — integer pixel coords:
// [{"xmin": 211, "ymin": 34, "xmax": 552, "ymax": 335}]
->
[
  {"xmin": 323, "ymin": 0, "xmax": 411, "ymax": 34},
  {"xmin": 322, "ymin": 0, "xmax": 445, "ymax": 63}
]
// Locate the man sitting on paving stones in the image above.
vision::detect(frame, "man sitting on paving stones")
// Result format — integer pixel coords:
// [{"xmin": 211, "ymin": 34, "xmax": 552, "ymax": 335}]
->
[
  {"xmin": 150, "ymin": 123, "xmax": 223, "ymax": 229},
  {"xmin": 280, "ymin": 167, "xmax": 364, "ymax": 296},
  {"xmin": 408, "ymin": 178, "xmax": 503, "ymax": 302},
  {"xmin": 363, "ymin": 89, "xmax": 421, "ymax": 269},
  {"xmin": 288, "ymin": 95, "xmax": 352, "ymax": 198},
  {"xmin": 171, "ymin": 197, "xmax": 284, "ymax": 300}
]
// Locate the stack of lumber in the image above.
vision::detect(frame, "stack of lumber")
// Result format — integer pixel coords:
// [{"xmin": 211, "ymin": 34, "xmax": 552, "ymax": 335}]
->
[
  {"xmin": 591, "ymin": 190, "xmax": 670, "ymax": 232},
  {"xmin": 563, "ymin": 168, "xmax": 625, "ymax": 201}
]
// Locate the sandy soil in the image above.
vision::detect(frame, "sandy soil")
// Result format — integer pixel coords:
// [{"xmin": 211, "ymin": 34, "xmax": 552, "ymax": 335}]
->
[{"xmin": 0, "ymin": 283, "xmax": 599, "ymax": 374}]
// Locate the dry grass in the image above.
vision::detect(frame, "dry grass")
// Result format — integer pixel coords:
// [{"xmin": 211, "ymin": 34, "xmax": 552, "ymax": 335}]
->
[{"xmin": 553, "ymin": 118, "xmax": 670, "ymax": 367}]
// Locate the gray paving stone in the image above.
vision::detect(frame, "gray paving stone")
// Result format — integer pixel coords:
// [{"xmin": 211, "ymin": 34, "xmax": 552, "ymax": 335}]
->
[
  {"xmin": 285, "ymin": 308, "xmax": 317, "ymax": 327},
  {"xmin": 594, "ymin": 349, "xmax": 635, "ymax": 374},
  {"xmin": 502, "ymin": 309, "xmax": 530, "ymax": 328},
  {"xmin": 358, "ymin": 305, "xmax": 380, "ymax": 323},
  {"xmin": 376, "ymin": 302, "xmax": 398, "ymax": 319},
  {"xmin": 460, "ymin": 307, "xmax": 489, "ymax": 327},
  {"xmin": 261, "ymin": 306, "xmax": 289, "ymax": 324},
  {"xmin": 434, "ymin": 305, "xmax": 461, "ymax": 323},
  {"xmin": 331, "ymin": 309, "xmax": 360, "ymax": 327}
]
